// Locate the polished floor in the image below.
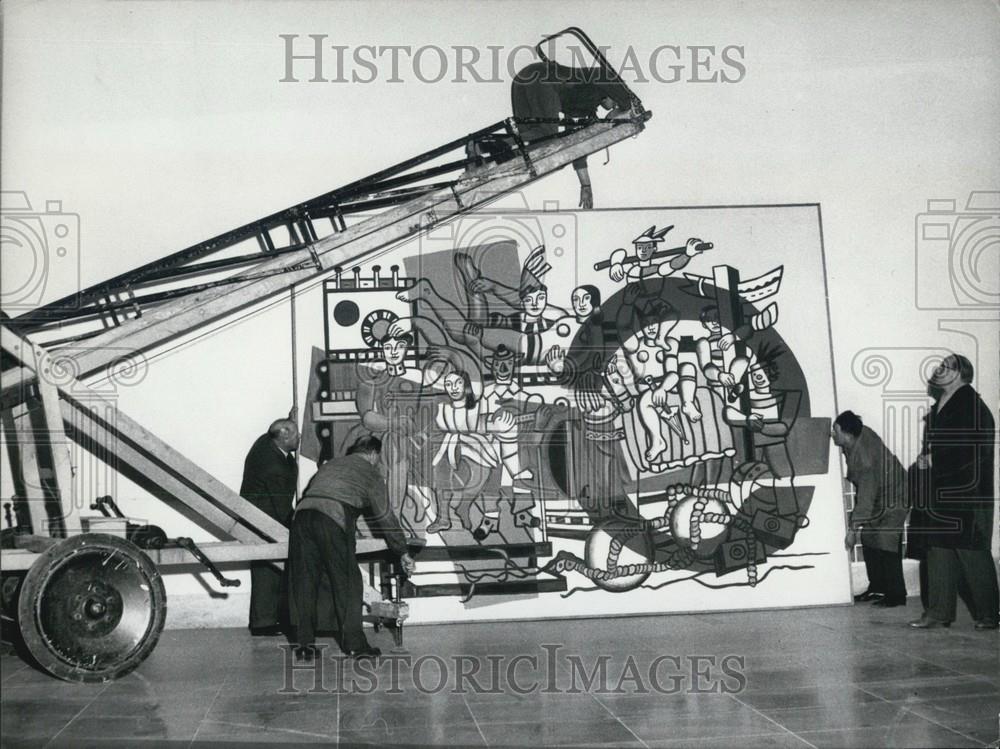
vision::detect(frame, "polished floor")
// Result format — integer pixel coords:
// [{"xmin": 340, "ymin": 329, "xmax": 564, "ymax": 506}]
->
[{"xmin": 2, "ymin": 599, "xmax": 998, "ymax": 748}]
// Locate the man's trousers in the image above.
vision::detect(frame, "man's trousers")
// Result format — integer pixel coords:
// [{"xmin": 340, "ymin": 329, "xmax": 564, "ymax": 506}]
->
[
  {"xmin": 926, "ymin": 546, "xmax": 1000, "ymax": 624},
  {"xmin": 861, "ymin": 544, "xmax": 907, "ymax": 603},
  {"xmin": 289, "ymin": 509, "xmax": 367, "ymax": 652},
  {"xmin": 249, "ymin": 561, "xmax": 287, "ymax": 629}
]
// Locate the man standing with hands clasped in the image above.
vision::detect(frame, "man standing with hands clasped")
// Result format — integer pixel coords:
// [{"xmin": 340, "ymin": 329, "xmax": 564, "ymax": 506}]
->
[
  {"xmin": 833, "ymin": 411, "xmax": 909, "ymax": 607},
  {"xmin": 240, "ymin": 416, "xmax": 300, "ymax": 636},
  {"xmin": 289, "ymin": 436, "xmax": 416, "ymax": 662},
  {"xmin": 909, "ymin": 354, "xmax": 998, "ymax": 630}
]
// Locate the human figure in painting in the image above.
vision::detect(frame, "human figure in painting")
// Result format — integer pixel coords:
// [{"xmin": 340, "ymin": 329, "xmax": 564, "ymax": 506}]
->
[
  {"xmin": 618, "ymin": 300, "xmax": 702, "ymax": 469},
  {"xmin": 428, "ymin": 369, "xmax": 514, "ymax": 534},
  {"xmin": 540, "ymin": 285, "xmax": 604, "ymax": 368},
  {"xmin": 456, "ymin": 246, "xmax": 569, "ymax": 366},
  {"xmin": 543, "ymin": 284, "xmax": 612, "ymax": 405},
  {"xmin": 723, "ymin": 344, "xmax": 801, "ymax": 509},
  {"xmin": 694, "ymin": 304, "xmax": 779, "ymax": 404},
  {"xmin": 577, "ymin": 354, "xmax": 635, "ymax": 515},
  {"xmin": 353, "ymin": 329, "xmax": 435, "ymax": 532},
  {"xmin": 478, "ymin": 345, "xmax": 543, "ymax": 539},
  {"xmin": 397, "ymin": 246, "xmax": 566, "ymax": 368},
  {"xmin": 543, "ymin": 287, "xmax": 635, "ymax": 516},
  {"xmin": 606, "ymin": 226, "xmax": 707, "ymax": 285}
]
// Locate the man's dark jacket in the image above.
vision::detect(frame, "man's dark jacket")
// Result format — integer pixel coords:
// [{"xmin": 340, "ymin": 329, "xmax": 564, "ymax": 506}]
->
[
  {"xmin": 240, "ymin": 434, "xmax": 297, "ymax": 526},
  {"xmin": 922, "ymin": 384, "xmax": 996, "ymax": 550}
]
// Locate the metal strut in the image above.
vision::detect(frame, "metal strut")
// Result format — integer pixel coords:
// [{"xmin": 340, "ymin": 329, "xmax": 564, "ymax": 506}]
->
[
  {"xmin": 2, "ymin": 49, "xmax": 648, "ymax": 394},
  {"xmin": 172, "ymin": 537, "xmax": 242, "ymax": 588}
]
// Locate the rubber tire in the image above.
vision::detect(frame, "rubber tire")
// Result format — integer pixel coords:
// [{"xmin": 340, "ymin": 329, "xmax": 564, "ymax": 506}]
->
[{"xmin": 18, "ymin": 533, "xmax": 167, "ymax": 683}]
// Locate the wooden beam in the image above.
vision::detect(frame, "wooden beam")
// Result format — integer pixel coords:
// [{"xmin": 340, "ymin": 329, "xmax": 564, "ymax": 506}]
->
[
  {"xmin": 1, "ymin": 540, "xmax": 293, "ymax": 572},
  {"xmin": 1, "ymin": 365, "xmax": 33, "ymax": 399},
  {"xmin": 2, "ymin": 326, "xmax": 288, "ymax": 543},
  {"xmin": 146, "ymin": 540, "xmax": 288, "ymax": 566},
  {"xmin": 61, "ymin": 399, "xmax": 256, "ymax": 542},
  {"xmin": 28, "ymin": 345, "xmax": 78, "ymax": 535},
  {"xmin": 48, "ymin": 119, "xmax": 645, "ymax": 380},
  {"xmin": 3, "ymin": 537, "xmax": 390, "ymax": 571},
  {"xmin": 63, "ymin": 394, "xmax": 290, "ymax": 543},
  {"xmin": 11, "ymin": 412, "xmax": 49, "ymax": 535}
]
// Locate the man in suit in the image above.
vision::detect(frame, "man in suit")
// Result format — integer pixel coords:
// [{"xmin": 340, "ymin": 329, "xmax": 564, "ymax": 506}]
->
[
  {"xmin": 909, "ymin": 354, "xmax": 998, "ymax": 630},
  {"xmin": 240, "ymin": 417, "xmax": 299, "ymax": 635},
  {"xmin": 833, "ymin": 411, "xmax": 909, "ymax": 607}
]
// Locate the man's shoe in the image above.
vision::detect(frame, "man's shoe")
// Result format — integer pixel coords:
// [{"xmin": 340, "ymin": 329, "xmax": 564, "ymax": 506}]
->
[
  {"xmin": 853, "ymin": 590, "xmax": 882, "ymax": 603},
  {"xmin": 908, "ymin": 617, "xmax": 951, "ymax": 629},
  {"xmin": 873, "ymin": 598, "xmax": 906, "ymax": 608},
  {"xmin": 250, "ymin": 624, "xmax": 283, "ymax": 637},
  {"xmin": 348, "ymin": 645, "xmax": 382, "ymax": 662},
  {"xmin": 973, "ymin": 620, "xmax": 999, "ymax": 631},
  {"xmin": 294, "ymin": 645, "xmax": 317, "ymax": 663}
]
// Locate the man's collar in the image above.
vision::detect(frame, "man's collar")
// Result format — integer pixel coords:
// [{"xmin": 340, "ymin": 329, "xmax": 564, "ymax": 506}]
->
[
  {"xmin": 386, "ymin": 362, "xmax": 406, "ymax": 377},
  {"xmin": 935, "ymin": 382, "xmax": 966, "ymax": 412},
  {"xmin": 843, "ymin": 433, "xmax": 860, "ymax": 457}
]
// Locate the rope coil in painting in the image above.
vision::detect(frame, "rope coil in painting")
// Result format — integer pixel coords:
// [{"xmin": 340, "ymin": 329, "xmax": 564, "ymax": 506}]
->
[{"xmin": 543, "ymin": 476, "xmax": 788, "ymax": 589}]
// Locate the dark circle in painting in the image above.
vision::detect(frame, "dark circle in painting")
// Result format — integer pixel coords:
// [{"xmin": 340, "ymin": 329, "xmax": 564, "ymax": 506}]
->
[{"xmin": 333, "ymin": 300, "xmax": 360, "ymax": 327}]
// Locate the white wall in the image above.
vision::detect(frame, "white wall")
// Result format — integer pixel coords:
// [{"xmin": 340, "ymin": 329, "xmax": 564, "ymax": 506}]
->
[{"xmin": 2, "ymin": 0, "xmax": 997, "ymax": 627}]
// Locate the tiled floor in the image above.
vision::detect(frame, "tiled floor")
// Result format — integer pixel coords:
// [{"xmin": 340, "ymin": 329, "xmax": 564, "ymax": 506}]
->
[{"xmin": 2, "ymin": 599, "xmax": 997, "ymax": 748}]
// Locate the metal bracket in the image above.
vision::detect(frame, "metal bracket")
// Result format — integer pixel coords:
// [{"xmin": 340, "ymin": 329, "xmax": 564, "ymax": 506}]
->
[
  {"xmin": 173, "ymin": 536, "xmax": 242, "ymax": 588},
  {"xmin": 307, "ymin": 243, "xmax": 323, "ymax": 271},
  {"xmin": 504, "ymin": 118, "xmax": 537, "ymax": 178}
]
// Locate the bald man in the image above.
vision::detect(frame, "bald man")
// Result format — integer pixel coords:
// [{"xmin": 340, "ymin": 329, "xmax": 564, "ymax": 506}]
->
[{"xmin": 240, "ymin": 417, "xmax": 300, "ymax": 635}]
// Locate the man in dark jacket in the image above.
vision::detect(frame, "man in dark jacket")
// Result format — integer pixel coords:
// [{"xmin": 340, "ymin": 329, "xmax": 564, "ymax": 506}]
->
[
  {"xmin": 510, "ymin": 61, "xmax": 637, "ymax": 209},
  {"xmin": 909, "ymin": 354, "xmax": 998, "ymax": 630},
  {"xmin": 289, "ymin": 435, "xmax": 415, "ymax": 661},
  {"xmin": 240, "ymin": 418, "xmax": 299, "ymax": 635},
  {"xmin": 833, "ymin": 411, "xmax": 909, "ymax": 606}
]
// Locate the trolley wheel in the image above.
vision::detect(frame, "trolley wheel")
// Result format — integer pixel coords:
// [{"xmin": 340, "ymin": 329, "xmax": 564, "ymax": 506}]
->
[{"xmin": 17, "ymin": 533, "xmax": 167, "ymax": 683}]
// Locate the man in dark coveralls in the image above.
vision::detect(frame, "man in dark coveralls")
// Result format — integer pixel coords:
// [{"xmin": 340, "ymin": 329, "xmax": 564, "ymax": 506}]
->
[
  {"xmin": 289, "ymin": 436, "xmax": 416, "ymax": 662},
  {"xmin": 240, "ymin": 417, "xmax": 300, "ymax": 635},
  {"xmin": 509, "ymin": 60, "xmax": 637, "ymax": 209},
  {"xmin": 833, "ymin": 411, "xmax": 909, "ymax": 607},
  {"xmin": 909, "ymin": 354, "xmax": 998, "ymax": 630}
]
